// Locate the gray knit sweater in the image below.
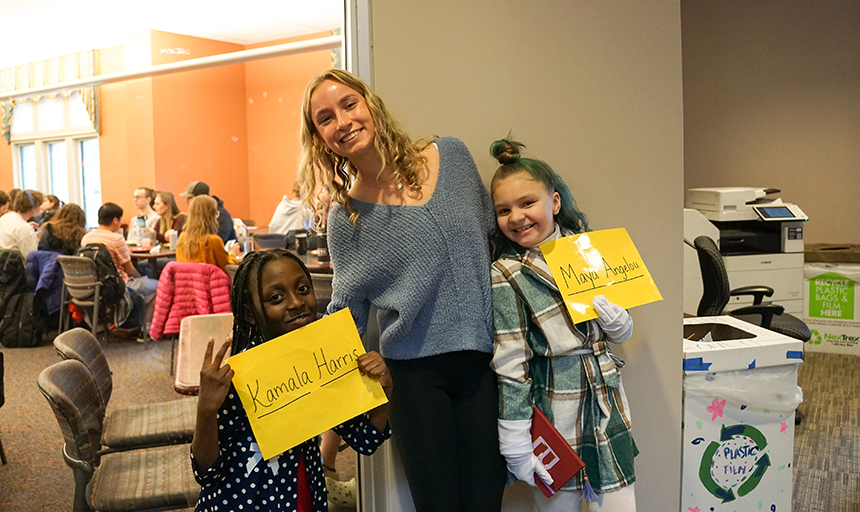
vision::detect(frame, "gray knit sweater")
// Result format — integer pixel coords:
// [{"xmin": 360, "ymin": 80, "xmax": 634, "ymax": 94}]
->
[{"xmin": 326, "ymin": 137, "xmax": 495, "ymax": 360}]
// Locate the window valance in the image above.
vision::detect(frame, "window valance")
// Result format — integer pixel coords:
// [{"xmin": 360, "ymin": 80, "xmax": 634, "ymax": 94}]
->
[{"xmin": 0, "ymin": 49, "xmax": 99, "ymax": 142}]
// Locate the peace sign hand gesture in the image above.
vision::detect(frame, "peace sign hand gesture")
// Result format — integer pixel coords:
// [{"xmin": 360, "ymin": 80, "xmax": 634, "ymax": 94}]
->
[{"xmin": 198, "ymin": 337, "xmax": 235, "ymax": 418}]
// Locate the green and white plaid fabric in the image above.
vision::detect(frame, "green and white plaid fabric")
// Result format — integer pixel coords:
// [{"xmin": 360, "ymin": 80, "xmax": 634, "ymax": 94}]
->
[{"xmin": 490, "ymin": 241, "xmax": 638, "ymax": 493}]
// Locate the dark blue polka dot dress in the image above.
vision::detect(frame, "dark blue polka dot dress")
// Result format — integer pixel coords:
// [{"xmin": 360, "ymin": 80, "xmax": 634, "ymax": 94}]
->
[{"xmin": 191, "ymin": 343, "xmax": 391, "ymax": 511}]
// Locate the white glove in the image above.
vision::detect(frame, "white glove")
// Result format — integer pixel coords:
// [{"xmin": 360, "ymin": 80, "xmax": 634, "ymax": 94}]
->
[
  {"xmin": 498, "ymin": 419, "xmax": 554, "ymax": 487},
  {"xmin": 592, "ymin": 295, "xmax": 633, "ymax": 343}
]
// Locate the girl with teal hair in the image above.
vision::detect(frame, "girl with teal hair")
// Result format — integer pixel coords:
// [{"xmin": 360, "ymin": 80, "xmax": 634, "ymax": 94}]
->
[{"xmin": 488, "ymin": 137, "xmax": 638, "ymax": 512}]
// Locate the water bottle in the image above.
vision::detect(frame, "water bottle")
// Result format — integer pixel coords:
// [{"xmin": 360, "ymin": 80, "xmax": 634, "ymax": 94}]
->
[{"xmin": 135, "ymin": 217, "xmax": 152, "ymax": 247}]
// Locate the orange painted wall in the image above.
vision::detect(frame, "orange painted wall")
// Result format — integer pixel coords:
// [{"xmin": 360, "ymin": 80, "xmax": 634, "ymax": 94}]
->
[
  {"xmin": 148, "ymin": 31, "xmax": 250, "ymax": 219},
  {"xmin": 0, "ymin": 134, "xmax": 12, "ymax": 191},
  {"xmin": 98, "ymin": 44, "xmax": 157, "ymax": 220},
  {"xmin": 244, "ymin": 33, "xmax": 333, "ymax": 226},
  {"xmin": 2, "ymin": 29, "xmax": 334, "ymax": 226}
]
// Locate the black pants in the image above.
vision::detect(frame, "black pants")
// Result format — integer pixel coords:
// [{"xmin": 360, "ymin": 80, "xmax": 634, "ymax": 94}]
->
[{"xmin": 385, "ymin": 351, "xmax": 507, "ymax": 512}]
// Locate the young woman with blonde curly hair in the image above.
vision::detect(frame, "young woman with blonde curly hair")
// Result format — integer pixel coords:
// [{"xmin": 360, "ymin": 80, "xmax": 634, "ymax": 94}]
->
[
  {"xmin": 298, "ymin": 69, "xmax": 506, "ymax": 512},
  {"xmin": 175, "ymin": 195, "xmax": 237, "ymax": 272}
]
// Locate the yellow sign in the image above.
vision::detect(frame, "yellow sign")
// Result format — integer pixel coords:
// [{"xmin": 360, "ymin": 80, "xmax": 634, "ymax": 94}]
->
[
  {"xmin": 540, "ymin": 228, "xmax": 662, "ymax": 323},
  {"xmin": 227, "ymin": 308, "xmax": 387, "ymax": 460}
]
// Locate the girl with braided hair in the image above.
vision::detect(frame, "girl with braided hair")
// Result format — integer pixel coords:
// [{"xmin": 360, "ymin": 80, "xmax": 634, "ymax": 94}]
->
[{"xmin": 191, "ymin": 249, "xmax": 392, "ymax": 511}]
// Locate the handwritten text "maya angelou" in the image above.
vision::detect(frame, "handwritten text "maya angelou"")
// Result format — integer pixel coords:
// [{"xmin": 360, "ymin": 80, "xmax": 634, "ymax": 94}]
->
[
  {"xmin": 247, "ymin": 347, "xmax": 361, "ymax": 417},
  {"xmin": 559, "ymin": 256, "xmax": 642, "ymax": 293}
]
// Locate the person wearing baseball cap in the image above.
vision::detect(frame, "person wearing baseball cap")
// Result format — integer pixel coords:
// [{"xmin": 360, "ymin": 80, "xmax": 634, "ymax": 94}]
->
[{"xmin": 179, "ymin": 181, "xmax": 237, "ymax": 243}]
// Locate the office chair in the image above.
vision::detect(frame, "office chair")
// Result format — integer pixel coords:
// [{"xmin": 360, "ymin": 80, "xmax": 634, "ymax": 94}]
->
[
  {"xmin": 57, "ymin": 256, "xmax": 122, "ymax": 343},
  {"xmin": 693, "ymin": 235, "xmax": 811, "ymax": 341},
  {"xmin": 174, "ymin": 313, "xmax": 234, "ymax": 395},
  {"xmin": 53, "ymin": 328, "xmax": 197, "ymax": 452},
  {"xmin": 38, "ymin": 359, "xmax": 198, "ymax": 512}
]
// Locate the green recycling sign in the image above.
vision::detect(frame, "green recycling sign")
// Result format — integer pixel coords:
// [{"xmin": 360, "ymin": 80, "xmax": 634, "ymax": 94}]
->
[
  {"xmin": 698, "ymin": 424, "xmax": 770, "ymax": 503},
  {"xmin": 808, "ymin": 272, "xmax": 855, "ymax": 320}
]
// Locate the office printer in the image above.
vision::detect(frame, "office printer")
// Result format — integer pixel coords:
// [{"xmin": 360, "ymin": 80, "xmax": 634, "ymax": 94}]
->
[{"xmin": 685, "ymin": 187, "xmax": 808, "ymax": 254}]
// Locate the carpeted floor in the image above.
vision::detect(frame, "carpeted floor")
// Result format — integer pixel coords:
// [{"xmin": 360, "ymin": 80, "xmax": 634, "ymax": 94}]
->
[
  {"xmin": 0, "ymin": 338, "xmax": 181, "ymax": 511},
  {"xmin": 0, "ymin": 336, "xmax": 357, "ymax": 512},
  {"xmin": 1, "ymin": 339, "xmax": 855, "ymax": 511},
  {"xmin": 792, "ymin": 350, "xmax": 860, "ymax": 512}
]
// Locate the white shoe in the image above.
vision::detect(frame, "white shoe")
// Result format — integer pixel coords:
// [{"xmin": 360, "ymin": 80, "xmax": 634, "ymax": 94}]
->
[{"xmin": 326, "ymin": 476, "xmax": 356, "ymax": 509}]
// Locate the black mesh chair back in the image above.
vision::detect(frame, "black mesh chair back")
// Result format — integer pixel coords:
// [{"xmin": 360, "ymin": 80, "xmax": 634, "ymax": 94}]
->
[
  {"xmin": 694, "ymin": 236, "xmax": 731, "ymax": 316},
  {"xmin": 693, "ymin": 235, "xmax": 811, "ymax": 342}
]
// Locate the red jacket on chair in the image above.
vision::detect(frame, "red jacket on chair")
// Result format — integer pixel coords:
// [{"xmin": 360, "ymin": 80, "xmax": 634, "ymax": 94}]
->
[{"xmin": 149, "ymin": 262, "xmax": 232, "ymax": 340}]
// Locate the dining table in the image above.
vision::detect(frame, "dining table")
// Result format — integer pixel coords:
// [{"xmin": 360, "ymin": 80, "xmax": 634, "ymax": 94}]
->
[
  {"xmin": 129, "ymin": 245, "xmax": 176, "ymax": 279},
  {"xmin": 292, "ymin": 250, "xmax": 332, "ymax": 274},
  {"xmin": 238, "ymin": 242, "xmax": 332, "ymax": 274},
  {"xmin": 129, "ymin": 246, "xmax": 176, "ymax": 259}
]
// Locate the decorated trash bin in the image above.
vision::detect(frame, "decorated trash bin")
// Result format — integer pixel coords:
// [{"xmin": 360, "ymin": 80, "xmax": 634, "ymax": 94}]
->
[{"xmin": 682, "ymin": 316, "xmax": 804, "ymax": 512}]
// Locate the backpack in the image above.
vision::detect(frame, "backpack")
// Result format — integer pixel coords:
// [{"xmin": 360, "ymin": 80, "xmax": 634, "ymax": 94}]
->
[
  {"xmin": 75, "ymin": 243, "xmax": 126, "ymax": 305},
  {"xmin": 0, "ymin": 250, "xmax": 37, "ymax": 347},
  {"xmin": 0, "ymin": 291, "xmax": 35, "ymax": 347},
  {"xmin": 0, "ymin": 250, "xmax": 26, "ymax": 316}
]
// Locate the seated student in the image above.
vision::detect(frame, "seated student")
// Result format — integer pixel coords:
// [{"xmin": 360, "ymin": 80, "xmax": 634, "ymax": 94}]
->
[
  {"xmin": 152, "ymin": 191, "xmax": 187, "ymax": 244},
  {"xmin": 192, "ymin": 249, "xmax": 392, "ymax": 511},
  {"xmin": 268, "ymin": 182, "xmax": 311, "ymax": 234},
  {"xmin": 176, "ymin": 196, "xmax": 239, "ymax": 272},
  {"xmin": 38, "ymin": 203, "xmax": 87, "ymax": 255},
  {"xmin": 0, "ymin": 189, "xmax": 43, "ymax": 258},
  {"xmin": 0, "ymin": 190, "xmax": 10, "ymax": 216},
  {"xmin": 126, "ymin": 187, "xmax": 159, "ymax": 246},
  {"xmin": 36, "ymin": 194, "xmax": 62, "ymax": 225},
  {"xmin": 80, "ymin": 203, "xmax": 159, "ymax": 328},
  {"xmin": 179, "ymin": 180, "xmax": 237, "ymax": 244},
  {"xmin": 7, "ymin": 189, "xmax": 21, "ymax": 207}
]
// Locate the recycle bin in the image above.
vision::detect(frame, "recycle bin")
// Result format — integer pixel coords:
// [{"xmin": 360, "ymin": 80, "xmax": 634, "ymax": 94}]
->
[
  {"xmin": 682, "ymin": 315, "xmax": 804, "ymax": 512},
  {"xmin": 803, "ymin": 261, "xmax": 860, "ymax": 355}
]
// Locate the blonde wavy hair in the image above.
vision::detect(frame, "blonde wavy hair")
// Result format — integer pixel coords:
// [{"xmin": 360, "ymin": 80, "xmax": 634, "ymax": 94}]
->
[
  {"xmin": 298, "ymin": 69, "xmax": 430, "ymax": 227},
  {"xmin": 176, "ymin": 195, "xmax": 219, "ymax": 257}
]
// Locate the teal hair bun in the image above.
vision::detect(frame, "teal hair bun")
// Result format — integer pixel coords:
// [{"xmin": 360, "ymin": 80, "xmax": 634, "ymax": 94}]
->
[{"xmin": 490, "ymin": 138, "xmax": 525, "ymax": 165}]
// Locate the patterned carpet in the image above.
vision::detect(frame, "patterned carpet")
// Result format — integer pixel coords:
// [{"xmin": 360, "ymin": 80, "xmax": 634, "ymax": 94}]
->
[
  {"xmin": 2, "ymin": 339, "xmax": 854, "ymax": 511},
  {"xmin": 0, "ymin": 338, "xmax": 180, "ymax": 511},
  {"xmin": 0, "ymin": 336, "xmax": 357, "ymax": 512},
  {"xmin": 792, "ymin": 350, "xmax": 860, "ymax": 511}
]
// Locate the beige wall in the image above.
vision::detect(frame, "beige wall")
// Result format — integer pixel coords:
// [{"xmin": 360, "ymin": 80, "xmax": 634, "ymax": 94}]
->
[
  {"xmin": 371, "ymin": 1, "xmax": 685, "ymax": 510},
  {"xmin": 682, "ymin": 0, "xmax": 860, "ymax": 244}
]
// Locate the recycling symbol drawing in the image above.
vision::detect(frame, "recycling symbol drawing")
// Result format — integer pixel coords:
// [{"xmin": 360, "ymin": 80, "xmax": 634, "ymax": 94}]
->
[{"xmin": 698, "ymin": 424, "xmax": 770, "ymax": 503}]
